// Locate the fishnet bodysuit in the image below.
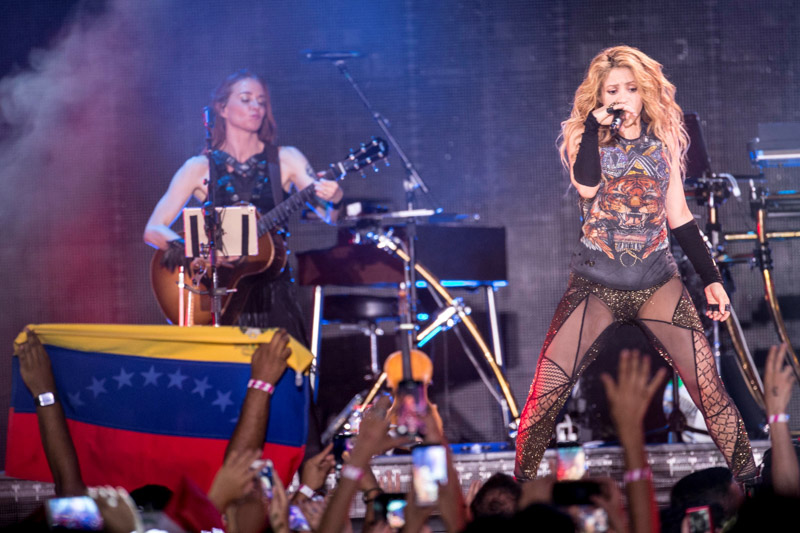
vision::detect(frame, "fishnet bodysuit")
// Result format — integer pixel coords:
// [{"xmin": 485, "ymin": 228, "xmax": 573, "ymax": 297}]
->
[{"xmin": 514, "ymin": 274, "xmax": 756, "ymax": 481}]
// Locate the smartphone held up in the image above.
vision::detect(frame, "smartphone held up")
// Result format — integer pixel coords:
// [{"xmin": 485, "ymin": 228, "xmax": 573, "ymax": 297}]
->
[
  {"xmin": 395, "ymin": 379, "xmax": 428, "ymax": 438},
  {"xmin": 411, "ymin": 444, "xmax": 448, "ymax": 506}
]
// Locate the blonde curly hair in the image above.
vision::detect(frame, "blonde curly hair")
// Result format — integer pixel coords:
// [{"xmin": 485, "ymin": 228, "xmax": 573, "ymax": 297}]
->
[{"xmin": 558, "ymin": 46, "xmax": 688, "ymax": 180}]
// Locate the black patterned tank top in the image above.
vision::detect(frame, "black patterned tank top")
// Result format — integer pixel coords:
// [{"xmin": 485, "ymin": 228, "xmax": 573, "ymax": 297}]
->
[
  {"xmin": 569, "ymin": 131, "xmax": 678, "ymax": 290},
  {"xmin": 209, "ymin": 148, "xmax": 280, "ymax": 213}
]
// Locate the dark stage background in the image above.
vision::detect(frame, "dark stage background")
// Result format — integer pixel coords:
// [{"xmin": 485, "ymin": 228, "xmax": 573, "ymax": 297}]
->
[{"xmin": 1, "ymin": 0, "xmax": 799, "ymax": 468}]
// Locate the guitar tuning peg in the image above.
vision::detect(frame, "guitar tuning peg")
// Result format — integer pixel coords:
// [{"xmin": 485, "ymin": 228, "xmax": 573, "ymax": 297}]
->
[
  {"xmin": 372, "ymin": 163, "xmax": 379, "ymax": 173},
  {"xmin": 360, "ymin": 170, "xmax": 366, "ymax": 179},
  {"xmin": 365, "ymin": 157, "xmax": 372, "ymax": 165},
  {"xmin": 384, "ymin": 159, "xmax": 390, "ymax": 167}
]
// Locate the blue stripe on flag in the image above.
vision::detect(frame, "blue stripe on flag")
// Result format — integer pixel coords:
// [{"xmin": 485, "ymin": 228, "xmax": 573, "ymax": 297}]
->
[{"xmin": 12, "ymin": 346, "xmax": 308, "ymax": 447}]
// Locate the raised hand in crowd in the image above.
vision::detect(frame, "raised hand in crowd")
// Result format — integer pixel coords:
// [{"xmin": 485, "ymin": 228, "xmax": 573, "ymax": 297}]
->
[
  {"xmin": 763, "ymin": 343, "xmax": 800, "ymax": 498},
  {"xmin": 357, "ymin": 456, "xmax": 388, "ymax": 532},
  {"xmin": 464, "ymin": 479, "xmax": 483, "ymax": 521},
  {"xmin": 251, "ymin": 328, "xmax": 292, "ymax": 386},
  {"xmin": 226, "ymin": 329, "xmax": 292, "ymax": 460},
  {"xmin": 296, "ymin": 495, "xmax": 327, "ymax": 532},
  {"xmin": 590, "ymin": 477, "xmax": 628, "ymax": 533},
  {"xmin": 268, "ymin": 464, "xmax": 290, "ymax": 533},
  {"xmin": 207, "ymin": 448, "xmax": 261, "ymax": 513},
  {"xmin": 317, "ymin": 395, "xmax": 410, "ymax": 533},
  {"xmin": 601, "ymin": 349, "xmax": 666, "ymax": 533},
  {"xmin": 299, "ymin": 442, "xmax": 336, "ymax": 493},
  {"xmin": 402, "ymin": 483, "xmax": 435, "ymax": 533},
  {"xmin": 14, "ymin": 329, "xmax": 86, "ymax": 497},
  {"xmin": 87, "ymin": 485, "xmax": 143, "ymax": 533}
]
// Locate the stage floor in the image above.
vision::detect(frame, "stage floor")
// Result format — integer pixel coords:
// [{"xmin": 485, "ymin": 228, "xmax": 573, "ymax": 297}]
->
[{"xmin": 0, "ymin": 440, "xmax": 772, "ymax": 526}]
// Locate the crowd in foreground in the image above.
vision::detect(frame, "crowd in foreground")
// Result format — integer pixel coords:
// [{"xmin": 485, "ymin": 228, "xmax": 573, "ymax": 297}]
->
[{"xmin": 9, "ymin": 329, "xmax": 800, "ymax": 532}]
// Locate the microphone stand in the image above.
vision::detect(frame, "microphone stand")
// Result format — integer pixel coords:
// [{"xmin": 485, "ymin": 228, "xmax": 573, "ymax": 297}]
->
[
  {"xmin": 202, "ymin": 107, "xmax": 225, "ymax": 326},
  {"xmin": 331, "ymin": 59, "xmax": 439, "ymax": 378}
]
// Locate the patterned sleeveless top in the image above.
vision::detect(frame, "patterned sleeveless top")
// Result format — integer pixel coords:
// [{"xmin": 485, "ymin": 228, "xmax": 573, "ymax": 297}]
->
[
  {"xmin": 209, "ymin": 148, "xmax": 279, "ymax": 213},
  {"xmin": 569, "ymin": 130, "xmax": 678, "ymax": 290}
]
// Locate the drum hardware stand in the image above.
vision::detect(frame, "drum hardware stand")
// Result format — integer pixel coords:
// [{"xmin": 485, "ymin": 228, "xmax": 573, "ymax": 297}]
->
[
  {"xmin": 751, "ymin": 193, "xmax": 800, "ymax": 382},
  {"xmin": 690, "ymin": 175, "xmax": 766, "ymax": 410},
  {"xmin": 327, "ymin": 57, "xmax": 440, "ymax": 386},
  {"xmin": 660, "ymin": 372, "xmax": 710, "ymax": 443},
  {"xmin": 322, "ymin": 58, "xmax": 519, "ymax": 435},
  {"xmin": 367, "ymin": 231, "xmax": 521, "ymax": 433},
  {"xmin": 724, "ymin": 183, "xmax": 800, "ymax": 381},
  {"xmin": 415, "ymin": 298, "xmax": 469, "ymax": 347}
]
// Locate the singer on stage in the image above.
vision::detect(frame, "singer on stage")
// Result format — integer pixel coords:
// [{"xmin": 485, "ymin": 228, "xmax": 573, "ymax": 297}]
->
[
  {"xmin": 144, "ymin": 69, "xmax": 343, "ymax": 342},
  {"xmin": 514, "ymin": 46, "xmax": 757, "ymax": 482}
]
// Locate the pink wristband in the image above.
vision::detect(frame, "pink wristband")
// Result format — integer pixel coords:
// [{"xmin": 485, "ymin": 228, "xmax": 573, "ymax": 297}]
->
[
  {"xmin": 768, "ymin": 413, "xmax": 790, "ymax": 424},
  {"xmin": 341, "ymin": 464, "xmax": 364, "ymax": 481},
  {"xmin": 623, "ymin": 467, "xmax": 653, "ymax": 483},
  {"xmin": 247, "ymin": 379, "xmax": 275, "ymax": 395}
]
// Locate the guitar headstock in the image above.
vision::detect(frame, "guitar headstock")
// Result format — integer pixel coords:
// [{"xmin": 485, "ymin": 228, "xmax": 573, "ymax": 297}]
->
[{"xmin": 329, "ymin": 137, "xmax": 389, "ymax": 179}]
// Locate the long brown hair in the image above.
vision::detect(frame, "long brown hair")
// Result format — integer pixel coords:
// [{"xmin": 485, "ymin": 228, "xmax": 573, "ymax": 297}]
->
[
  {"xmin": 209, "ymin": 69, "xmax": 277, "ymax": 149},
  {"xmin": 558, "ymin": 46, "xmax": 688, "ymax": 180}
]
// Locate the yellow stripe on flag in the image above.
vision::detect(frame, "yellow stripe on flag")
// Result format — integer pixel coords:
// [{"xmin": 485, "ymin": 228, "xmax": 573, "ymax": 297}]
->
[{"xmin": 13, "ymin": 324, "xmax": 312, "ymax": 372}]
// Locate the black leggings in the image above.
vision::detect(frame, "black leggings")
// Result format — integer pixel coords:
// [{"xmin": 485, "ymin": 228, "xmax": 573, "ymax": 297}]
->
[{"xmin": 514, "ymin": 274, "xmax": 756, "ymax": 481}]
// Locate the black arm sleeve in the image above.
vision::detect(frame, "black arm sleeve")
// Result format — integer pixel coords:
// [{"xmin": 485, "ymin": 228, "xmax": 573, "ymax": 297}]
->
[
  {"xmin": 572, "ymin": 113, "xmax": 602, "ymax": 187},
  {"xmin": 671, "ymin": 220, "xmax": 723, "ymax": 287}
]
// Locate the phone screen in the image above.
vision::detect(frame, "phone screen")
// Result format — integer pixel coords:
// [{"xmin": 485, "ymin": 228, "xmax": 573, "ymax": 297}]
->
[
  {"xmin": 411, "ymin": 444, "xmax": 448, "ymax": 506},
  {"xmin": 572, "ymin": 505, "xmax": 609, "ymax": 533},
  {"xmin": 556, "ymin": 445, "xmax": 586, "ymax": 480},
  {"xmin": 288, "ymin": 505, "xmax": 312, "ymax": 531},
  {"xmin": 333, "ymin": 433, "xmax": 355, "ymax": 466},
  {"xmin": 257, "ymin": 459, "xmax": 274, "ymax": 499},
  {"xmin": 395, "ymin": 380, "xmax": 427, "ymax": 437},
  {"xmin": 373, "ymin": 493, "xmax": 407, "ymax": 529},
  {"xmin": 46, "ymin": 496, "xmax": 104, "ymax": 531},
  {"xmin": 686, "ymin": 506, "xmax": 714, "ymax": 533}
]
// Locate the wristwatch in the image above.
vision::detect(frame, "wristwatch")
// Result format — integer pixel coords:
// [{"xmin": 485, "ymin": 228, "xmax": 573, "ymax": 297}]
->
[{"xmin": 36, "ymin": 392, "xmax": 56, "ymax": 407}]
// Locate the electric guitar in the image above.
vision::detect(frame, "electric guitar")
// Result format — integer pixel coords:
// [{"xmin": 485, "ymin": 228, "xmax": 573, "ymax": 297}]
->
[{"xmin": 151, "ymin": 138, "xmax": 389, "ymax": 325}]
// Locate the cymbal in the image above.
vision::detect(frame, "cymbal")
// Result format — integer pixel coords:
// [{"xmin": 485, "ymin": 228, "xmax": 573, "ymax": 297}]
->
[{"xmin": 341, "ymin": 211, "xmax": 480, "ymax": 226}]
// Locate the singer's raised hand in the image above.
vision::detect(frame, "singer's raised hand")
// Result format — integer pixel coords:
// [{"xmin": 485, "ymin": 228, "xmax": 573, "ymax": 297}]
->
[{"xmin": 591, "ymin": 101, "xmax": 639, "ymax": 126}]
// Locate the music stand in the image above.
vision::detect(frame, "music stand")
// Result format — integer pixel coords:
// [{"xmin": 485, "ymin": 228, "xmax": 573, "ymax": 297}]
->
[{"xmin": 174, "ymin": 205, "xmax": 259, "ymax": 327}]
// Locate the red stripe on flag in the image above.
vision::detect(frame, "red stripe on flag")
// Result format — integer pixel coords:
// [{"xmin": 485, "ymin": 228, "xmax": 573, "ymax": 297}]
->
[{"xmin": 6, "ymin": 410, "xmax": 304, "ymax": 492}]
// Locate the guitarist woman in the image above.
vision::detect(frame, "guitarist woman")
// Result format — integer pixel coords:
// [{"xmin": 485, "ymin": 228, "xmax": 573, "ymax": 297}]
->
[{"xmin": 144, "ymin": 69, "xmax": 343, "ymax": 342}]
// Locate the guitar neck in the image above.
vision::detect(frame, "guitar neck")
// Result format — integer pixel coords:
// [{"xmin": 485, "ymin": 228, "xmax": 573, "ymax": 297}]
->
[
  {"xmin": 256, "ymin": 167, "xmax": 338, "ymax": 236},
  {"xmin": 253, "ymin": 137, "xmax": 387, "ymax": 235}
]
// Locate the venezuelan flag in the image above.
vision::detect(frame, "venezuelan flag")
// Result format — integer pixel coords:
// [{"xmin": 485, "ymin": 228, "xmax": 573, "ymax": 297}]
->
[{"xmin": 6, "ymin": 324, "xmax": 311, "ymax": 492}]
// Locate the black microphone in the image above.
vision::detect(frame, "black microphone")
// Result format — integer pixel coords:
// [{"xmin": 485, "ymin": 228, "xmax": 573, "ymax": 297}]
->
[
  {"xmin": 609, "ymin": 109, "xmax": 624, "ymax": 134},
  {"xmin": 301, "ymin": 49, "xmax": 364, "ymax": 61}
]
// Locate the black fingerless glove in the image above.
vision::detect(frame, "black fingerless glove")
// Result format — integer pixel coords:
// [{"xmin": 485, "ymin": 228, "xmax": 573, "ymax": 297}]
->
[
  {"xmin": 573, "ymin": 113, "xmax": 602, "ymax": 187},
  {"xmin": 160, "ymin": 238, "xmax": 188, "ymax": 273},
  {"xmin": 671, "ymin": 220, "xmax": 723, "ymax": 287}
]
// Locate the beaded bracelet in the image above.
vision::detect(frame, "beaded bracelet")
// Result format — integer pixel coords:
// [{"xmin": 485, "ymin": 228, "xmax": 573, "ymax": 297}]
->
[
  {"xmin": 623, "ymin": 466, "xmax": 653, "ymax": 484},
  {"xmin": 341, "ymin": 464, "xmax": 365, "ymax": 481},
  {"xmin": 247, "ymin": 379, "xmax": 275, "ymax": 395},
  {"xmin": 768, "ymin": 413, "xmax": 790, "ymax": 424}
]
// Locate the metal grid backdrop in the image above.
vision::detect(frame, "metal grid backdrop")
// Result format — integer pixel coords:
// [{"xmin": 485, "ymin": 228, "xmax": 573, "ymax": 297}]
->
[{"xmin": 0, "ymin": 0, "xmax": 799, "ymax": 473}]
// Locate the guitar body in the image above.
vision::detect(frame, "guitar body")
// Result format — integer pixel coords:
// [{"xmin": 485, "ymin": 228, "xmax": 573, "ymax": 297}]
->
[{"xmin": 150, "ymin": 228, "xmax": 287, "ymax": 325}]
